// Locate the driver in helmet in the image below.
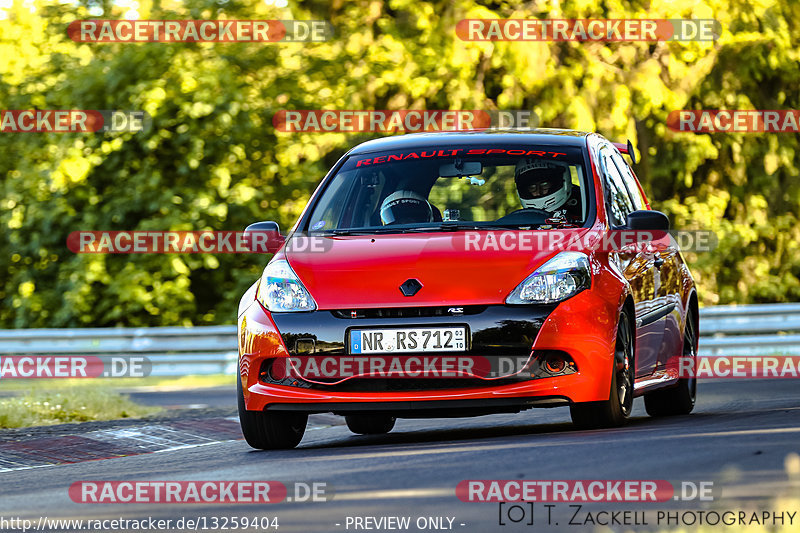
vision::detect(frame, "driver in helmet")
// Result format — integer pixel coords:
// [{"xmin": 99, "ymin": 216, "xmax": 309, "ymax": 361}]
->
[
  {"xmin": 380, "ymin": 190, "xmax": 434, "ymax": 225},
  {"xmin": 514, "ymin": 158, "xmax": 573, "ymax": 213}
]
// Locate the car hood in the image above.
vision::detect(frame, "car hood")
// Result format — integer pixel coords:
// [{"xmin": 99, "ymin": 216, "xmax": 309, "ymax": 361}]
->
[{"xmin": 285, "ymin": 229, "xmax": 594, "ymax": 309}]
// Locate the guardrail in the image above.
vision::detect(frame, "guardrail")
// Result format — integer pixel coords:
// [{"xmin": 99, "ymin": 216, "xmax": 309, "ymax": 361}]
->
[
  {"xmin": 0, "ymin": 326, "xmax": 238, "ymax": 376},
  {"xmin": 697, "ymin": 302, "xmax": 800, "ymax": 356},
  {"xmin": 0, "ymin": 303, "xmax": 798, "ymax": 375}
]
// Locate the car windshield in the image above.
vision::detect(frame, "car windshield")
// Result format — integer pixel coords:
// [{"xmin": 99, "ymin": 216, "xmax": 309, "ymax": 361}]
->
[{"xmin": 306, "ymin": 145, "xmax": 591, "ymax": 233}]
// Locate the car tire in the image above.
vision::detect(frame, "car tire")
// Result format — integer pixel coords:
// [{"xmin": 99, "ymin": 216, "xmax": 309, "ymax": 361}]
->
[
  {"xmin": 237, "ymin": 373, "xmax": 307, "ymax": 449},
  {"xmin": 345, "ymin": 414, "xmax": 396, "ymax": 435},
  {"xmin": 644, "ymin": 308, "xmax": 698, "ymax": 417},
  {"xmin": 570, "ymin": 308, "xmax": 635, "ymax": 429}
]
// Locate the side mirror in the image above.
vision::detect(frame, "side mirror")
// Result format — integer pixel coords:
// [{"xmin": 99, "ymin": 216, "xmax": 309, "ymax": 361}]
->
[
  {"xmin": 626, "ymin": 140, "xmax": 637, "ymax": 165},
  {"xmin": 244, "ymin": 221, "xmax": 285, "ymax": 253},
  {"xmin": 626, "ymin": 210, "xmax": 670, "ymax": 231},
  {"xmin": 612, "ymin": 140, "xmax": 637, "ymax": 165}
]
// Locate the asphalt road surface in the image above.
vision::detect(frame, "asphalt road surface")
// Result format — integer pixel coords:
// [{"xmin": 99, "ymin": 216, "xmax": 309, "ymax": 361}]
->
[
  {"xmin": 126, "ymin": 387, "xmax": 237, "ymax": 410},
  {"xmin": 1, "ymin": 379, "xmax": 799, "ymax": 533}
]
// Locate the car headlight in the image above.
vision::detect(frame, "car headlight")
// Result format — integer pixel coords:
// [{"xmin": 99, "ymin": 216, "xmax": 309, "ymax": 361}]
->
[
  {"xmin": 506, "ymin": 252, "xmax": 591, "ymax": 304},
  {"xmin": 257, "ymin": 259, "xmax": 317, "ymax": 312}
]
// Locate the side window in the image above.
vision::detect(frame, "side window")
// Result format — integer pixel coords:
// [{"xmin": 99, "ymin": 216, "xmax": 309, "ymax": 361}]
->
[
  {"xmin": 610, "ymin": 151, "xmax": 646, "ymax": 210},
  {"xmin": 307, "ymin": 169, "xmax": 387, "ymax": 230},
  {"xmin": 307, "ymin": 170, "xmax": 353, "ymax": 230},
  {"xmin": 599, "ymin": 146, "xmax": 634, "ymax": 227},
  {"xmin": 350, "ymin": 170, "xmax": 388, "ymax": 227}
]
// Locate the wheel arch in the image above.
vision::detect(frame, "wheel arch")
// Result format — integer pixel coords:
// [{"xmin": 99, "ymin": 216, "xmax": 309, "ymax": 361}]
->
[
  {"xmin": 617, "ymin": 288, "xmax": 636, "ymax": 351},
  {"xmin": 622, "ymin": 293, "xmax": 637, "ymax": 364},
  {"xmin": 686, "ymin": 289, "xmax": 700, "ymax": 341}
]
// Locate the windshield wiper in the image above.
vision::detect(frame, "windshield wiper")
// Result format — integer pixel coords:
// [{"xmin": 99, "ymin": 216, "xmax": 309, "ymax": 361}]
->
[
  {"xmin": 327, "ymin": 226, "xmax": 472, "ymax": 235},
  {"xmin": 326, "ymin": 228, "xmax": 407, "ymax": 236},
  {"xmin": 323, "ymin": 223, "xmax": 531, "ymax": 236},
  {"xmin": 402, "ymin": 223, "xmax": 527, "ymax": 233}
]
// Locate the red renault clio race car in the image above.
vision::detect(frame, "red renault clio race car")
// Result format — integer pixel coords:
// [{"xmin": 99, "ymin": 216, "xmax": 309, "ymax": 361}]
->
[{"xmin": 237, "ymin": 130, "xmax": 699, "ymax": 449}]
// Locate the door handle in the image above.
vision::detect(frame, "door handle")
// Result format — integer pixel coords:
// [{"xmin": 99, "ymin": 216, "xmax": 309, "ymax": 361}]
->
[{"xmin": 654, "ymin": 254, "xmax": 665, "ymax": 269}]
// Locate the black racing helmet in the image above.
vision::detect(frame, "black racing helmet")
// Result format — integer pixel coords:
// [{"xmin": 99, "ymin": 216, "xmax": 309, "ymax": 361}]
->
[{"xmin": 379, "ymin": 190, "xmax": 434, "ymax": 225}]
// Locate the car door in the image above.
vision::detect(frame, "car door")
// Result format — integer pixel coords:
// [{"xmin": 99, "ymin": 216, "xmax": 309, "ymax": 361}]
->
[
  {"xmin": 609, "ymin": 149, "xmax": 683, "ymax": 367},
  {"xmin": 599, "ymin": 145, "xmax": 665, "ymax": 377}
]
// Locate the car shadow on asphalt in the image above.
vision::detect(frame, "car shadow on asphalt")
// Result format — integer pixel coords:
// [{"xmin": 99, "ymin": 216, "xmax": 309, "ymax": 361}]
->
[
  {"xmin": 239, "ymin": 413, "xmax": 689, "ymax": 455},
  {"xmin": 244, "ymin": 386, "xmax": 781, "ymax": 455}
]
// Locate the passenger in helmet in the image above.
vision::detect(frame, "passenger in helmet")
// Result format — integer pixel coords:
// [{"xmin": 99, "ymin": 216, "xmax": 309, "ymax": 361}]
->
[
  {"xmin": 380, "ymin": 190, "xmax": 434, "ymax": 225},
  {"xmin": 514, "ymin": 158, "xmax": 572, "ymax": 212}
]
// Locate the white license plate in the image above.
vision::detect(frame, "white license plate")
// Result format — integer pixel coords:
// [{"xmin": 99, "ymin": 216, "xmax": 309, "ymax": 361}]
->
[{"xmin": 349, "ymin": 327, "xmax": 467, "ymax": 354}]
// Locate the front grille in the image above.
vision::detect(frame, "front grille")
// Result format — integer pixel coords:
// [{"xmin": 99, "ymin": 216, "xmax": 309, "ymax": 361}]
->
[
  {"xmin": 331, "ymin": 306, "xmax": 486, "ymax": 319},
  {"xmin": 306, "ymin": 377, "xmax": 525, "ymax": 392},
  {"xmin": 258, "ymin": 350, "xmax": 577, "ymax": 392}
]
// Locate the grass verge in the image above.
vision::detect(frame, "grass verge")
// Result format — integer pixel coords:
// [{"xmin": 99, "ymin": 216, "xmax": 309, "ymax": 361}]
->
[
  {"xmin": 0, "ymin": 387, "xmax": 161, "ymax": 428},
  {"xmin": 0, "ymin": 373, "xmax": 235, "ymax": 392}
]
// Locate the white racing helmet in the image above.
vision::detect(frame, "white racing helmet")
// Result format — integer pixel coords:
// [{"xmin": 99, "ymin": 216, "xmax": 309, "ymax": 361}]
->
[
  {"xmin": 380, "ymin": 190, "xmax": 434, "ymax": 225},
  {"xmin": 514, "ymin": 158, "xmax": 572, "ymax": 211}
]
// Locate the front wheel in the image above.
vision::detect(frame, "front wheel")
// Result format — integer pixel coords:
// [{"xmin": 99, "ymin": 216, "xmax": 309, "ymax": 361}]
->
[
  {"xmin": 238, "ymin": 374, "xmax": 307, "ymax": 449},
  {"xmin": 345, "ymin": 414, "xmax": 396, "ymax": 435},
  {"xmin": 570, "ymin": 309, "xmax": 635, "ymax": 429},
  {"xmin": 644, "ymin": 308, "xmax": 697, "ymax": 416}
]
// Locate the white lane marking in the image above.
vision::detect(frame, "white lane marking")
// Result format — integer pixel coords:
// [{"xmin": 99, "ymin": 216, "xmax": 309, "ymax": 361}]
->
[
  {"xmin": 0, "ymin": 463, "xmax": 59, "ymax": 474},
  {"xmin": 0, "ymin": 439, "xmax": 235, "ymax": 473},
  {"xmin": 294, "ymin": 426, "xmax": 800, "ymax": 462},
  {"xmin": 84, "ymin": 425, "xmax": 218, "ymax": 449},
  {"xmin": 0, "ymin": 424, "xmax": 237, "ymax": 473},
  {"xmin": 681, "ymin": 427, "xmax": 800, "ymax": 438},
  {"xmin": 153, "ymin": 440, "xmax": 239, "ymax": 453},
  {"xmin": 3, "ymin": 416, "xmax": 799, "ymax": 472}
]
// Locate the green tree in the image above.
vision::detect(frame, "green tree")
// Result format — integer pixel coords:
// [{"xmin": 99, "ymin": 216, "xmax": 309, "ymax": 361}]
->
[{"xmin": 1, "ymin": 0, "xmax": 798, "ymax": 327}]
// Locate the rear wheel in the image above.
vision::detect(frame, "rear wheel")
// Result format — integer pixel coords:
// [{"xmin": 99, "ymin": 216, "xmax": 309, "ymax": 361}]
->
[
  {"xmin": 238, "ymin": 374, "xmax": 307, "ymax": 449},
  {"xmin": 345, "ymin": 414, "xmax": 396, "ymax": 435},
  {"xmin": 570, "ymin": 309, "xmax": 634, "ymax": 429},
  {"xmin": 644, "ymin": 308, "xmax": 697, "ymax": 416}
]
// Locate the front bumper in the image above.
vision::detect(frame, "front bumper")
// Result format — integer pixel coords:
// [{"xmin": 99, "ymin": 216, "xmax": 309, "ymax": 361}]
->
[{"xmin": 238, "ymin": 289, "xmax": 618, "ymax": 413}]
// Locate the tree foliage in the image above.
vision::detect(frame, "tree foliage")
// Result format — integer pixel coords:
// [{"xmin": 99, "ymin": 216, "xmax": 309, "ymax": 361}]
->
[{"xmin": 1, "ymin": 0, "xmax": 799, "ymax": 327}]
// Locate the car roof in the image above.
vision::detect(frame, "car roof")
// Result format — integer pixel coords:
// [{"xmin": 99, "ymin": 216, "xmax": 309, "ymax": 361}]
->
[{"xmin": 347, "ymin": 128, "xmax": 593, "ymax": 155}]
